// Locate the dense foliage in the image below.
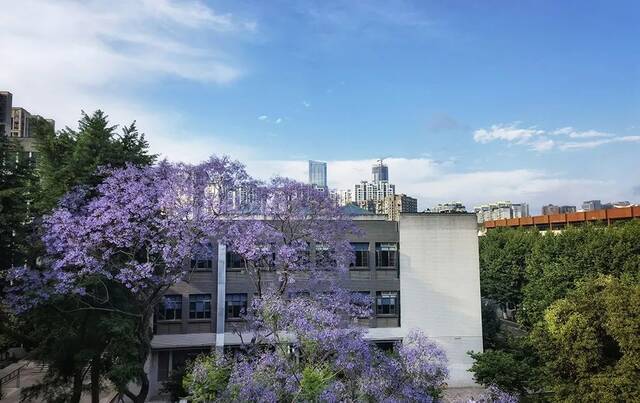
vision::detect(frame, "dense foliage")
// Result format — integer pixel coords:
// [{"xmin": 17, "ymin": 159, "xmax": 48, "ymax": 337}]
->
[
  {"xmin": 1, "ymin": 111, "xmax": 157, "ymax": 403},
  {"xmin": 472, "ymin": 222, "xmax": 640, "ymax": 401}
]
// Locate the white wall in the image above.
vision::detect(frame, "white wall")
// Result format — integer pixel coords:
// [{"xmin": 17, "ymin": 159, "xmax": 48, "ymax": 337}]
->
[{"xmin": 399, "ymin": 213, "xmax": 483, "ymax": 387}]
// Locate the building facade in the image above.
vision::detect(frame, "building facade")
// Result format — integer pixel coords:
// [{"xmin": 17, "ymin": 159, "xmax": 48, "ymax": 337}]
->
[
  {"xmin": 354, "ymin": 181, "xmax": 396, "ymax": 211},
  {"xmin": 474, "ymin": 201, "xmax": 530, "ymax": 224},
  {"xmin": 372, "ymin": 160, "xmax": 389, "ymax": 182},
  {"xmin": 308, "ymin": 160, "xmax": 327, "ymax": 190},
  {"xmin": 433, "ymin": 201, "xmax": 466, "ymax": 214},
  {"xmin": 582, "ymin": 200, "xmax": 602, "ymax": 211},
  {"xmin": 543, "ymin": 204, "xmax": 577, "ymax": 215},
  {"xmin": 11, "ymin": 107, "xmax": 31, "ymax": 138},
  {"xmin": 147, "ymin": 213, "xmax": 483, "ymax": 397},
  {"xmin": 0, "ymin": 91, "xmax": 12, "ymax": 137},
  {"xmin": 380, "ymin": 194, "xmax": 418, "ymax": 221},
  {"xmin": 330, "ymin": 188, "xmax": 353, "ymax": 206}
]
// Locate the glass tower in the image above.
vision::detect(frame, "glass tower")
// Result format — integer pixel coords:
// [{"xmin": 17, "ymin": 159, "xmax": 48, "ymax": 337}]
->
[
  {"xmin": 308, "ymin": 160, "xmax": 327, "ymax": 189},
  {"xmin": 372, "ymin": 161, "xmax": 389, "ymax": 182}
]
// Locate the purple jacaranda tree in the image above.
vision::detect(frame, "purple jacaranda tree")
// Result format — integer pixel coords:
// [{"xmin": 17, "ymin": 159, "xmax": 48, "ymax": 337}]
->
[
  {"xmin": 183, "ymin": 178, "xmax": 450, "ymax": 401},
  {"xmin": 5, "ymin": 156, "xmax": 254, "ymax": 403}
]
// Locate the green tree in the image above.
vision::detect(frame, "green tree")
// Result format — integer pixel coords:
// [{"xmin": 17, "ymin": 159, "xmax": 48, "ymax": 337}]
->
[
  {"xmin": 479, "ymin": 228, "xmax": 539, "ymax": 316},
  {"xmin": 33, "ymin": 110, "xmax": 156, "ymax": 212},
  {"xmin": 6, "ymin": 111, "xmax": 157, "ymax": 403},
  {"xmin": 531, "ymin": 275, "xmax": 640, "ymax": 402},
  {"xmin": 520, "ymin": 222, "xmax": 640, "ymax": 328}
]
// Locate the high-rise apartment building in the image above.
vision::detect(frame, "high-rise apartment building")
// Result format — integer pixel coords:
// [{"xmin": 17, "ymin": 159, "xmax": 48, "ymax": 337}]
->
[
  {"xmin": 544, "ymin": 204, "xmax": 577, "ymax": 215},
  {"xmin": 511, "ymin": 203, "xmax": 530, "ymax": 218},
  {"xmin": 308, "ymin": 160, "xmax": 327, "ymax": 190},
  {"xmin": 354, "ymin": 181, "xmax": 395, "ymax": 203},
  {"xmin": 372, "ymin": 160, "xmax": 389, "ymax": 182},
  {"xmin": 147, "ymin": 213, "xmax": 483, "ymax": 396},
  {"xmin": 582, "ymin": 200, "xmax": 602, "ymax": 211},
  {"xmin": 1, "ymin": 91, "xmax": 55, "ymax": 159},
  {"xmin": 542, "ymin": 204, "xmax": 560, "ymax": 215},
  {"xmin": 11, "ymin": 107, "xmax": 31, "ymax": 138},
  {"xmin": 330, "ymin": 189, "xmax": 353, "ymax": 206},
  {"xmin": 381, "ymin": 194, "xmax": 418, "ymax": 221},
  {"xmin": 433, "ymin": 202, "xmax": 467, "ymax": 214},
  {"xmin": 0, "ymin": 91, "xmax": 12, "ymax": 137},
  {"xmin": 474, "ymin": 201, "xmax": 530, "ymax": 224}
]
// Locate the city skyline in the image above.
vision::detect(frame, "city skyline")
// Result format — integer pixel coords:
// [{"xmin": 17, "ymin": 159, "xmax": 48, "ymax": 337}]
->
[{"xmin": 1, "ymin": 1, "xmax": 638, "ymax": 213}]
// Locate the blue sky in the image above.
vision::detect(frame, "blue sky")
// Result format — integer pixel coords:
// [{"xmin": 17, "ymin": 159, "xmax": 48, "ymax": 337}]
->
[{"xmin": 1, "ymin": 0, "xmax": 638, "ymax": 212}]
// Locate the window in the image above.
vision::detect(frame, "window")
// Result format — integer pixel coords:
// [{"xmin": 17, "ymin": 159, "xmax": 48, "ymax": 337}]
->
[
  {"xmin": 375, "ymin": 243, "xmax": 397, "ymax": 268},
  {"xmin": 225, "ymin": 293, "xmax": 247, "ymax": 319},
  {"xmin": 189, "ymin": 294, "xmax": 211, "ymax": 319},
  {"xmin": 191, "ymin": 243, "xmax": 213, "ymax": 269},
  {"xmin": 158, "ymin": 295, "xmax": 182, "ymax": 320},
  {"xmin": 350, "ymin": 243, "xmax": 369, "ymax": 268},
  {"xmin": 376, "ymin": 291, "xmax": 399, "ymax": 316},
  {"xmin": 226, "ymin": 251, "xmax": 245, "ymax": 269},
  {"xmin": 353, "ymin": 291, "xmax": 372, "ymax": 318},
  {"xmin": 315, "ymin": 243, "xmax": 334, "ymax": 267}
]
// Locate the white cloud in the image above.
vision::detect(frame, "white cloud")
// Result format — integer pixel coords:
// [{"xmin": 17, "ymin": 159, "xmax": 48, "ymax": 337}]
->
[
  {"xmin": 258, "ymin": 115, "xmax": 269, "ymax": 121},
  {"xmin": 243, "ymin": 157, "xmax": 632, "ymax": 213},
  {"xmin": 475, "ymin": 122, "xmax": 637, "ymax": 151},
  {"xmin": 551, "ymin": 127, "xmax": 613, "ymax": 138},
  {"xmin": 473, "ymin": 123, "xmax": 544, "ymax": 144},
  {"xmin": 559, "ymin": 135, "xmax": 640, "ymax": 150},
  {"xmin": 302, "ymin": 101, "xmax": 311, "ymax": 108},
  {"xmin": 0, "ymin": 0, "xmax": 255, "ymax": 160},
  {"xmin": 275, "ymin": 118, "xmax": 283, "ymax": 124}
]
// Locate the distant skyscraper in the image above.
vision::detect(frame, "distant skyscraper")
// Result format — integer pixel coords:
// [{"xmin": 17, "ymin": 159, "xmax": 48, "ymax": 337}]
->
[
  {"xmin": 308, "ymin": 160, "xmax": 327, "ymax": 189},
  {"xmin": 372, "ymin": 160, "xmax": 389, "ymax": 182},
  {"xmin": 0, "ymin": 91, "xmax": 12, "ymax": 137}
]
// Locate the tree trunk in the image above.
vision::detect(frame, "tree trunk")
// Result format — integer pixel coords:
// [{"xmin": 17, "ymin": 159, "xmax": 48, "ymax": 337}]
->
[
  {"xmin": 91, "ymin": 356, "xmax": 101, "ymax": 403},
  {"xmin": 130, "ymin": 309, "xmax": 153, "ymax": 403},
  {"xmin": 70, "ymin": 370, "xmax": 84, "ymax": 403}
]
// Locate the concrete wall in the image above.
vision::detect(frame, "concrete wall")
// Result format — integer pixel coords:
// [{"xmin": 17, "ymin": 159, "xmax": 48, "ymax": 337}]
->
[{"xmin": 399, "ymin": 213, "xmax": 483, "ymax": 387}]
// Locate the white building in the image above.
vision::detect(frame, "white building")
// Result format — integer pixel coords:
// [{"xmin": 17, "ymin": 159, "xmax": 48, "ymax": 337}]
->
[
  {"xmin": 433, "ymin": 201, "xmax": 467, "ymax": 214},
  {"xmin": 474, "ymin": 201, "xmax": 530, "ymax": 223},
  {"xmin": 330, "ymin": 189, "xmax": 353, "ymax": 206},
  {"xmin": 354, "ymin": 180, "xmax": 396, "ymax": 204}
]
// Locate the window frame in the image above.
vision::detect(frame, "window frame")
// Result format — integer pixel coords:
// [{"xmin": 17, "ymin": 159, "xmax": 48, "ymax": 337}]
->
[
  {"xmin": 376, "ymin": 291, "xmax": 399, "ymax": 317},
  {"xmin": 157, "ymin": 294, "xmax": 183, "ymax": 321},
  {"xmin": 225, "ymin": 293, "xmax": 248, "ymax": 320},
  {"xmin": 375, "ymin": 242, "xmax": 398, "ymax": 269},
  {"xmin": 189, "ymin": 294, "xmax": 212, "ymax": 320},
  {"xmin": 190, "ymin": 243, "xmax": 214, "ymax": 270},
  {"xmin": 226, "ymin": 250, "xmax": 246, "ymax": 270},
  {"xmin": 350, "ymin": 242, "xmax": 370, "ymax": 269}
]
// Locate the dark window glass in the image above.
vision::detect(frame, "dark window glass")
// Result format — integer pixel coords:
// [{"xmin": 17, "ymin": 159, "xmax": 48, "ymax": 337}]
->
[
  {"xmin": 376, "ymin": 291, "xmax": 399, "ymax": 316},
  {"xmin": 191, "ymin": 243, "xmax": 213, "ymax": 269},
  {"xmin": 158, "ymin": 295, "xmax": 182, "ymax": 320},
  {"xmin": 225, "ymin": 293, "xmax": 247, "ymax": 319},
  {"xmin": 350, "ymin": 243, "xmax": 369, "ymax": 268},
  {"xmin": 189, "ymin": 294, "xmax": 211, "ymax": 319},
  {"xmin": 226, "ymin": 251, "xmax": 245, "ymax": 269},
  {"xmin": 375, "ymin": 243, "xmax": 397, "ymax": 268}
]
